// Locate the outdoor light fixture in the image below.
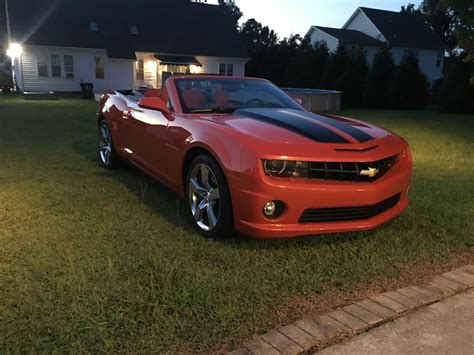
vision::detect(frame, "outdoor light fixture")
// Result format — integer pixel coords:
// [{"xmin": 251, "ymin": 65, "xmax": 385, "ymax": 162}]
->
[
  {"xmin": 189, "ymin": 65, "xmax": 200, "ymax": 74},
  {"xmin": 6, "ymin": 43, "xmax": 23, "ymax": 58}
]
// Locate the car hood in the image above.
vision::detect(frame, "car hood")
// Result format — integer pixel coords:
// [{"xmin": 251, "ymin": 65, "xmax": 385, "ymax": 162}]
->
[
  {"xmin": 199, "ymin": 108, "xmax": 389, "ymax": 143},
  {"xmin": 191, "ymin": 108, "xmax": 406, "ymax": 160}
]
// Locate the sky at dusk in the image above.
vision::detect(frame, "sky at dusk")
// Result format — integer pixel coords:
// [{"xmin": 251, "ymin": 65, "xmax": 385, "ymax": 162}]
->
[{"xmin": 227, "ymin": 0, "xmax": 423, "ymax": 38}]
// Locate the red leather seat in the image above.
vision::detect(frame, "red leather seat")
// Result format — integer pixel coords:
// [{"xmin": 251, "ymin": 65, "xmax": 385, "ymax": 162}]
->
[
  {"xmin": 183, "ymin": 90, "xmax": 206, "ymax": 109},
  {"xmin": 160, "ymin": 87, "xmax": 169, "ymax": 103},
  {"xmin": 144, "ymin": 88, "xmax": 161, "ymax": 97},
  {"xmin": 214, "ymin": 89, "xmax": 231, "ymax": 107}
]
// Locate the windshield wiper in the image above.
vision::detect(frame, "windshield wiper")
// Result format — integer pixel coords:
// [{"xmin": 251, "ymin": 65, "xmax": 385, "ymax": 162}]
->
[{"xmin": 189, "ymin": 107, "xmax": 237, "ymax": 114}]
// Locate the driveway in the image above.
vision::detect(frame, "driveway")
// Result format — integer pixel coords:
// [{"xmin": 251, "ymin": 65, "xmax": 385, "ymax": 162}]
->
[{"xmin": 320, "ymin": 289, "xmax": 474, "ymax": 355}]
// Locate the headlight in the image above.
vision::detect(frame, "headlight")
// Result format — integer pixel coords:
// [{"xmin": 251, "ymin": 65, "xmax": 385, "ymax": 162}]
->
[{"xmin": 263, "ymin": 160, "xmax": 309, "ymax": 178}]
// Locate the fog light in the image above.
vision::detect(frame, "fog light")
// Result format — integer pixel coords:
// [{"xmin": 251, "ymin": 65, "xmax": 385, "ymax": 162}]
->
[{"xmin": 263, "ymin": 201, "xmax": 276, "ymax": 216}]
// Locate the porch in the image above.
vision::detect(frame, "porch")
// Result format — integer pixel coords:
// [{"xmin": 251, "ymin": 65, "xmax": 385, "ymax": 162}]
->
[{"xmin": 133, "ymin": 52, "xmax": 246, "ymax": 89}]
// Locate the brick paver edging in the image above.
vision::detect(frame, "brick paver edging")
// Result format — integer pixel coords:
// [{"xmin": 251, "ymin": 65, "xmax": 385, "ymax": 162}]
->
[{"xmin": 229, "ymin": 264, "xmax": 474, "ymax": 355}]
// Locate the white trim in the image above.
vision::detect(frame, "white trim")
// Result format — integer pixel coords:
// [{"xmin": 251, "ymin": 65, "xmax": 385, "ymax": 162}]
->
[{"xmin": 24, "ymin": 44, "xmax": 108, "ymax": 53}]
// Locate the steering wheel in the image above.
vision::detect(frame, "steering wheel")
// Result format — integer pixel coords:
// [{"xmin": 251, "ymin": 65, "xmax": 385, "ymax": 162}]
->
[{"xmin": 245, "ymin": 98, "xmax": 265, "ymax": 107}]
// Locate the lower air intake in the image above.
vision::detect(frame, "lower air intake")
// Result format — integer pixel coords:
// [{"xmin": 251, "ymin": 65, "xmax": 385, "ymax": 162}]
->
[{"xmin": 299, "ymin": 193, "xmax": 401, "ymax": 223}]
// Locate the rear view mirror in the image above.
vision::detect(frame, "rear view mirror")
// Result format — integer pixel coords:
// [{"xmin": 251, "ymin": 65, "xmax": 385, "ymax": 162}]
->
[{"xmin": 138, "ymin": 97, "xmax": 170, "ymax": 115}]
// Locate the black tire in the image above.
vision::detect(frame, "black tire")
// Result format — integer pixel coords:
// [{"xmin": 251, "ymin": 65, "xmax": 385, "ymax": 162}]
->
[
  {"xmin": 98, "ymin": 120, "xmax": 120, "ymax": 169},
  {"xmin": 186, "ymin": 154, "xmax": 234, "ymax": 238}
]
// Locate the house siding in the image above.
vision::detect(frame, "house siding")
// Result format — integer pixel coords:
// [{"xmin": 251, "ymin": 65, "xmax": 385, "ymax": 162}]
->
[
  {"xmin": 195, "ymin": 56, "xmax": 246, "ymax": 77},
  {"xmin": 18, "ymin": 45, "xmax": 134, "ymax": 92},
  {"xmin": 391, "ymin": 47, "xmax": 444, "ymax": 82},
  {"xmin": 344, "ymin": 9, "xmax": 385, "ymax": 42},
  {"xmin": 308, "ymin": 28, "xmax": 339, "ymax": 52},
  {"xmin": 109, "ymin": 59, "xmax": 135, "ymax": 90}
]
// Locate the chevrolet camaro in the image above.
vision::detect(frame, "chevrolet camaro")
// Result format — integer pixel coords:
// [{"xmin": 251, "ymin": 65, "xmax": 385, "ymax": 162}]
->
[{"xmin": 97, "ymin": 76, "xmax": 412, "ymax": 238}]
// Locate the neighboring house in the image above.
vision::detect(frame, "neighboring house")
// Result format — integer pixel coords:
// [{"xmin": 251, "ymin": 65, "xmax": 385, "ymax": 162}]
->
[
  {"xmin": 0, "ymin": 0, "xmax": 247, "ymax": 93},
  {"xmin": 307, "ymin": 26, "xmax": 385, "ymax": 64},
  {"xmin": 307, "ymin": 7, "xmax": 446, "ymax": 82}
]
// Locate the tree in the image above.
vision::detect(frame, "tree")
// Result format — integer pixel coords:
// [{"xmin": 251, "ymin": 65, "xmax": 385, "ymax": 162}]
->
[
  {"xmin": 402, "ymin": 1, "xmax": 457, "ymax": 54},
  {"xmin": 390, "ymin": 51, "xmax": 429, "ymax": 109},
  {"xmin": 218, "ymin": 0, "xmax": 242, "ymax": 25},
  {"xmin": 365, "ymin": 45, "xmax": 396, "ymax": 108},
  {"xmin": 401, "ymin": 3, "xmax": 423, "ymax": 15},
  {"xmin": 239, "ymin": 19, "xmax": 279, "ymax": 80},
  {"xmin": 438, "ymin": 54, "xmax": 474, "ymax": 113},
  {"xmin": 337, "ymin": 47, "xmax": 369, "ymax": 107},
  {"xmin": 443, "ymin": 0, "xmax": 474, "ymax": 82},
  {"xmin": 322, "ymin": 44, "xmax": 350, "ymax": 89}
]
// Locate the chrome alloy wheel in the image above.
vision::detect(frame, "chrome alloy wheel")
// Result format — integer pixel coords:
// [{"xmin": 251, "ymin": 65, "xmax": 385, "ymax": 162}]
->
[
  {"xmin": 99, "ymin": 123, "xmax": 112, "ymax": 166},
  {"xmin": 188, "ymin": 163, "xmax": 221, "ymax": 232}
]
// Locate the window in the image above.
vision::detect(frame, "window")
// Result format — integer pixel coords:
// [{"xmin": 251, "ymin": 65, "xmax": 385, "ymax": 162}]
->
[
  {"xmin": 175, "ymin": 77, "xmax": 304, "ymax": 113},
  {"xmin": 90, "ymin": 22, "xmax": 99, "ymax": 32},
  {"xmin": 136, "ymin": 59, "xmax": 144, "ymax": 80},
  {"xmin": 51, "ymin": 55, "xmax": 61, "ymax": 77},
  {"xmin": 64, "ymin": 55, "xmax": 74, "ymax": 78},
  {"xmin": 95, "ymin": 56, "xmax": 104, "ymax": 79},
  {"xmin": 219, "ymin": 63, "xmax": 234, "ymax": 76},
  {"xmin": 130, "ymin": 26, "xmax": 139, "ymax": 35},
  {"xmin": 436, "ymin": 52, "xmax": 442, "ymax": 68},
  {"xmin": 37, "ymin": 55, "xmax": 48, "ymax": 77}
]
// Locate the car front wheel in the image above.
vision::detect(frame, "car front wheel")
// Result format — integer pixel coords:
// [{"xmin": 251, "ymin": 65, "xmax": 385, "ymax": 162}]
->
[
  {"xmin": 186, "ymin": 155, "xmax": 234, "ymax": 238},
  {"xmin": 98, "ymin": 120, "xmax": 119, "ymax": 169}
]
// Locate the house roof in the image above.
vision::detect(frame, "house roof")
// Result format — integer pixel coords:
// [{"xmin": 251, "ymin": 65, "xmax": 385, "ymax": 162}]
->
[
  {"xmin": 313, "ymin": 26, "xmax": 384, "ymax": 47},
  {"xmin": 359, "ymin": 7, "xmax": 445, "ymax": 50},
  {"xmin": 3, "ymin": 0, "xmax": 247, "ymax": 59}
]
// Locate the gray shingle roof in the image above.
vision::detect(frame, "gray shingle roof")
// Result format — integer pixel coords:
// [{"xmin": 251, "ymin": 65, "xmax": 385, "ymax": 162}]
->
[
  {"xmin": 360, "ymin": 7, "xmax": 445, "ymax": 50},
  {"xmin": 314, "ymin": 26, "xmax": 384, "ymax": 47},
  {"xmin": 4, "ymin": 0, "xmax": 247, "ymax": 59}
]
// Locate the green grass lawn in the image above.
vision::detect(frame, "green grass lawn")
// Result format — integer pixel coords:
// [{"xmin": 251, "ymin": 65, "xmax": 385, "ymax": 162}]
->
[{"xmin": 1, "ymin": 95, "xmax": 473, "ymax": 353}]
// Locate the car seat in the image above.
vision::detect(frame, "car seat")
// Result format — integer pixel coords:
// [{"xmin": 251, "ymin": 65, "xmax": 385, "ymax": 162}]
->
[{"xmin": 183, "ymin": 89, "xmax": 206, "ymax": 109}]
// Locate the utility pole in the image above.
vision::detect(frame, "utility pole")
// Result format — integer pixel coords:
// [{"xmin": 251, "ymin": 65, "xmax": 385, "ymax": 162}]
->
[{"xmin": 5, "ymin": 0, "xmax": 11, "ymax": 43}]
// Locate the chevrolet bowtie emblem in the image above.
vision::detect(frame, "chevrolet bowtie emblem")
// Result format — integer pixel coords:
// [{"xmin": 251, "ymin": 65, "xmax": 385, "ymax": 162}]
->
[{"xmin": 360, "ymin": 167, "xmax": 380, "ymax": 178}]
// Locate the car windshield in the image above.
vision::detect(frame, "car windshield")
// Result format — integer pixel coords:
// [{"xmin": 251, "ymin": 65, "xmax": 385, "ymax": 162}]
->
[{"xmin": 175, "ymin": 77, "xmax": 304, "ymax": 114}]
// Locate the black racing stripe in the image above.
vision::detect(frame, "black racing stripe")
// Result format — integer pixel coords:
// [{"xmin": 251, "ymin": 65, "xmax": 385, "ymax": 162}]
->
[
  {"xmin": 303, "ymin": 112, "xmax": 374, "ymax": 143},
  {"xmin": 236, "ymin": 108, "xmax": 349, "ymax": 143}
]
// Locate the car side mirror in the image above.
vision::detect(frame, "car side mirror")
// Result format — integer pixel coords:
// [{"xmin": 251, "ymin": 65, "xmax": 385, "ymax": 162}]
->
[{"xmin": 138, "ymin": 97, "xmax": 171, "ymax": 115}]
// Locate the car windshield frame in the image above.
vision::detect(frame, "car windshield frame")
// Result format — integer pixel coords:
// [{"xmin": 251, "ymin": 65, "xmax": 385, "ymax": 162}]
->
[{"xmin": 174, "ymin": 77, "xmax": 304, "ymax": 114}]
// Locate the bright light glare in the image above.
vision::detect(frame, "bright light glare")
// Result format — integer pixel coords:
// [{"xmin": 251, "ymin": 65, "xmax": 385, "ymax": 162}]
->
[
  {"xmin": 190, "ymin": 65, "xmax": 201, "ymax": 74},
  {"xmin": 7, "ymin": 43, "xmax": 23, "ymax": 58}
]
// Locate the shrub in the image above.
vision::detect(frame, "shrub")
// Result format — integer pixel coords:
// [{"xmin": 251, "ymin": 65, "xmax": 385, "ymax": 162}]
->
[
  {"xmin": 438, "ymin": 55, "xmax": 474, "ymax": 113},
  {"xmin": 365, "ymin": 45, "xmax": 396, "ymax": 108},
  {"xmin": 390, "ymin": 51, "xmax": 429, "ymax": 109}
]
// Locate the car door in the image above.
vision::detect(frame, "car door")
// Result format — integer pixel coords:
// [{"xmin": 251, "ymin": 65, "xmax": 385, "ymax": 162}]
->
[
  {"xmin": 118, "ymin": 101, "xmax": 150, "ymax": 168},
  {"xmin": 126, "ymin": 104, "xmax": 170, "ymax": 177}
]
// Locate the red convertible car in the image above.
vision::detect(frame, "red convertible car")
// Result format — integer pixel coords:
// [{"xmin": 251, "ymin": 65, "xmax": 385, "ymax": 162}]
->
[{"xmin": 98, "ymin": 76, "xmax": 412, "ymax": 239}]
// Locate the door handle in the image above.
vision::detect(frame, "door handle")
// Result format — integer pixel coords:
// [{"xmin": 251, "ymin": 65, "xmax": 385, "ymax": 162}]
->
[{"xmin": 123, "ymin": 110, "xmax": 132, "ymax": 119}]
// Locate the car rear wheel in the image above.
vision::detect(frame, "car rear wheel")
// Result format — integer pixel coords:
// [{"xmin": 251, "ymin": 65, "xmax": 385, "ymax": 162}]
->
[
  {"xmin": 186, "ymin": 155, "xmax": 234, "ymax": 238},
  {"xmin": 98, "ymin": 120, "xmax": 119, "ymax": 169}
]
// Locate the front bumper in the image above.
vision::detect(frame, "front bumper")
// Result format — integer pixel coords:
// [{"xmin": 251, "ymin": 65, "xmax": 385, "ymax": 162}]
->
[{"xmin": 229, "ymin": 158, "xmax": 411, "ymax": 239}]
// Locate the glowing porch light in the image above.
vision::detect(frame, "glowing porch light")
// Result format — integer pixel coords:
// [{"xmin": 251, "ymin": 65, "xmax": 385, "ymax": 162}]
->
[
  {"xmin": 6, "ymin": 43, "xmax": 23, "ymax": 58},
  {"xmin": 189, "ymin": 65, "xmax": 201, "ymax": 74}
]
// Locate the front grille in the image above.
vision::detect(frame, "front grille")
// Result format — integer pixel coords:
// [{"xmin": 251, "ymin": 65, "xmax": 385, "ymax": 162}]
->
[
  {"xmin": 308, "ymin": 155, "xmax": 398, "ymax": 182},
  {"xmin": 299, "ymin": 193, "xmax": 401, "ymax": 223}
]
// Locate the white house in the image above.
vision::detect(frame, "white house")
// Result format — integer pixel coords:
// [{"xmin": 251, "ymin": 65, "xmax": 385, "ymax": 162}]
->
[
  {"xmin": 307, "ymin": 26, "xmax": 384, "ymax": 64},
  {"xmin": 307, "ymin": 7, "xmax": 446, "ymax": 83},
  {"xmin": 1, "ymin": 0, "xmax": 247, "ymax": 93}
]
